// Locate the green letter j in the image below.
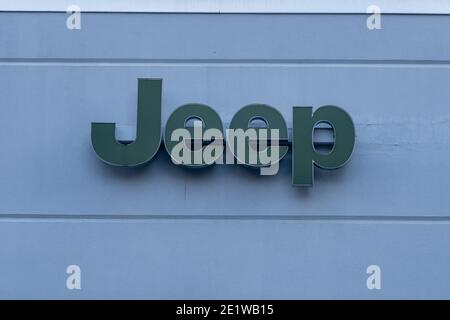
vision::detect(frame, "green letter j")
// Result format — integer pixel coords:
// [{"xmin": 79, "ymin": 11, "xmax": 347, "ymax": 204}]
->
[{"xmin": 91, "ymin": 79, "xmax": 162, "ymax": 166}]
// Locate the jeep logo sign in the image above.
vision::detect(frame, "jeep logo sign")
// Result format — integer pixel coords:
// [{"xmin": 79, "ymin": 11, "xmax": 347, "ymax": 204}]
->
[{"xmin": 91, "ymin": 79, "xmax": 355, "ymax": 186}]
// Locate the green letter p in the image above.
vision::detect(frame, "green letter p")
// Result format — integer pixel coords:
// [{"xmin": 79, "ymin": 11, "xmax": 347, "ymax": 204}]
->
[{"xmin": 292, "ymin": 106, "xmax": 355, "ymax": 186}]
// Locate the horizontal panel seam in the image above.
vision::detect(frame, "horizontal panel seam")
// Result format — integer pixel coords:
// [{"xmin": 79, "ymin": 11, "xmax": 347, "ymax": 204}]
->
[
  {"xmin": 1, "ymin": 214, "xmax": 450, "ymax": 223},
  {"xmin": 2, "ymin": 59, "xmax": 450, "ymax": 67},
  {"xmin": 2, "ymin": 11, "xmax": 450, "ymax": 15}
]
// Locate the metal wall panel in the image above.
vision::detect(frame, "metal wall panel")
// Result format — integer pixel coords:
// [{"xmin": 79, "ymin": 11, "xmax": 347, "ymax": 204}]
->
[{"xmin": 0, "ymin": 12, "xmax": 449, "ymax": 298}]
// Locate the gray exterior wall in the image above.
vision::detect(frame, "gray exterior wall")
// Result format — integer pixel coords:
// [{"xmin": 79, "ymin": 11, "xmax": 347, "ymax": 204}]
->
[{"xmin": 0, "ymin": 12, "xmax": 449, "ymax": 298}]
